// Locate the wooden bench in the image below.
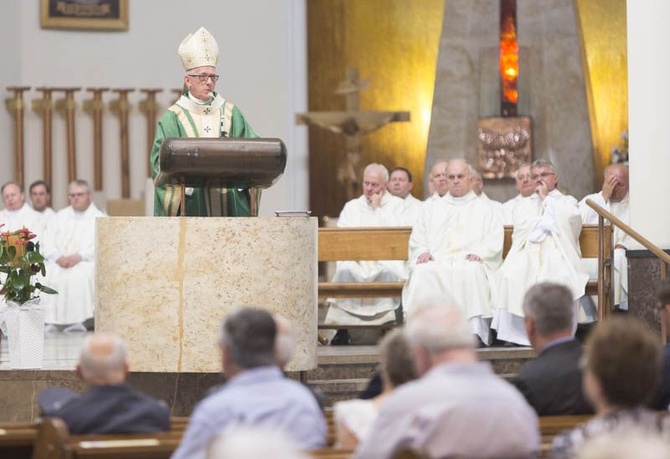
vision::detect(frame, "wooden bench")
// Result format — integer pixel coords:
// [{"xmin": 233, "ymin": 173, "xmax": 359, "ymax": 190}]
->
[
  {"xmin": 318, "ymin": 224, "xmax": 613, "ymax": 327},
  {"xmin": 539, "ymin": 414, "xmax": 593, "ymax": 458},
  {"xmin": 0, "ymin": 422, "xmax": 39, "ymax": 459},
  {"xmin": 32, "ymin": 418, "xmax": 182, "ymax": 459},
  {"xmin": 31, "ymin": 413, "xmax": 337, "ymax": 459}
]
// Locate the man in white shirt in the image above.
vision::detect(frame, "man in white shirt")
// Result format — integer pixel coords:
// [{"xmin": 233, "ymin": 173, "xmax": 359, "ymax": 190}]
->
[
  {"xmin": 493, "ymin": 159, "xmax": 589, "ymax": 346},
  {"xmin": 29, "ymin": 180, "xmax": 56, "ymax": 242},
  {"xmin": 0, "ymin": 181, "xmax": 41, "ymax": 235},
  {"xmin": 324, "ymin": 164, "xmax": 405, "ymax": 332},
  {"xmin": 387, "ymin": 167, "xmax": 422, "ymax": 226},
  {"xmin": 42, "ymin": 180, "xmax": 106, "ymax": 332},
  {"xmin": 402, "ymin": 159, "xmax": 504, "ymax": 344},
  {"xmin": 501, "ymin": 164, "xmax": 535, "ymax": 224},
  {"xmin": 579, "ymin": 164, "xmax": 630, "ymax": 310}
]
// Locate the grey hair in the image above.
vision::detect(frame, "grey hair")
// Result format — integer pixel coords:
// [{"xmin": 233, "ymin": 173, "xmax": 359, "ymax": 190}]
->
[
  {"xmin": 471, "ymin": 169, "xmax": 483, "ymax": 181},
  {"xmin": 405, "ymin": 305, "xmax": 475, "ymax": 355},
  {"xmin": 448, "ymin": 158, "xmax": 473, "ymax": 175},
  {"xmin": 68, "ymin": 179, "xmax": 91, "ymax": 191},
  {"xmin": 364, "ymin": 163, "xmax": 390, "ymax": 183},
  {"xmin": 522, "ymin": 282, "xmax": 574, "ymax": 335},
  {"xmin": 531, "ymin": 159, "xmax": 556, "ymax": 172},
  {"xmin": 514, "ymin": 163, "xmax": 531, "ymax": 173},
  {"xmin": 220, "ymin": 307, "xmax": 277, "ymax": 369},
  {"xmin": 79, "ymin": 334, "xmax": 128, "ymax": 382}
]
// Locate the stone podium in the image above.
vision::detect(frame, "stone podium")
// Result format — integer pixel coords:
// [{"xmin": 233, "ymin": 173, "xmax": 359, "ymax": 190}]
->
[{"xmin": 96, "ymin": 216, "xmax": 317, "ymax": 372}]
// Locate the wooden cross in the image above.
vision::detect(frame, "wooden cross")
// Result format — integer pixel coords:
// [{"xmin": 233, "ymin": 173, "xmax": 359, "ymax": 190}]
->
[{"xmin": 296, "ymin": 68, "xmax": 410, "ymax": 200}]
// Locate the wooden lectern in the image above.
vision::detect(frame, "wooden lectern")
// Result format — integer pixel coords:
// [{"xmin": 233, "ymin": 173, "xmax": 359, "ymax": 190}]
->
[{"xmin": 154, "ymin": 137, "xmax": 287, "ymax": 216}]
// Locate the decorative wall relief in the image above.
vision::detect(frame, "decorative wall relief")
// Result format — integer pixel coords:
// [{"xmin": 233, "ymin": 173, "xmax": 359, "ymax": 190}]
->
[{"xmin": 477, "ymin": 116, "xmax": 531, "ymax": 179}]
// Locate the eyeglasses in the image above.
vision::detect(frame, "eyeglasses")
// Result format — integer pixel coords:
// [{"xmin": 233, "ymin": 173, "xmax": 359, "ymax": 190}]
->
[
  {"xmin": 68, "ymin": 192, "xmax": 88, "ymax": 198},
  {"xmin": 187, "ymin": 73, "xmax": 219, "ymax": 83},
  {"xmin": 530, "ymin": 172, "xmax": 556, "ymax": 180}
]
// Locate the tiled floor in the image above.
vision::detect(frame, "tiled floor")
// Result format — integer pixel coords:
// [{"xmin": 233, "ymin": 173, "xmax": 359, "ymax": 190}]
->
[
  {"xmin": 0, "ymin": 331, "xmax": 381, "ymax": 371},
  {"xmin": 0, "ymin": 331, "xmax": 88, "ymax": 371}
]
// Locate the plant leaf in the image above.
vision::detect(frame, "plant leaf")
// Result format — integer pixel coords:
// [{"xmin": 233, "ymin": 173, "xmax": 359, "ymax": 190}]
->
[{"xmin": 35, "ymin": 283, "xmax": 58, "ymax": 295}]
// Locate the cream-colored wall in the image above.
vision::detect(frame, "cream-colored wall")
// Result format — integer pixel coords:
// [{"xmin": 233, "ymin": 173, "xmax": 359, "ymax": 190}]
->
[
  {"xmin": 628, "ymin": 0, "xmax": 670, "ymax": 248},
  {"xmin": 0, "ymin": 1, "xmax": 21, "ymax": 189},
  {"xmin": 1, "ymin": 0, "xmax": 308, "ymax": 215}
]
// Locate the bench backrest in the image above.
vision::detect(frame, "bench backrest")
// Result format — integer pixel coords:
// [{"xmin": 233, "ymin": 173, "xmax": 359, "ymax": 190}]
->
[
  {"xmin": 32, "ymin": 418, "xmax": 181, "ymax": 459},
  {"xmin": 0, "ymin": 423, "xmax": 37, "ymax": 459},
  {"xmin": 318, "ymin": 225, "xmax": 611, "ymax": 262}
]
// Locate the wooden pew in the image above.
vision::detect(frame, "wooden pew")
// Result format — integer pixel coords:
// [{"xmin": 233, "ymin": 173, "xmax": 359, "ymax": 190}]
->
[
  {"xmin": 27, "ymin": 412, "xmax": 592, "ymax": 459},
  {"xmin": 538, "ymin": 414, "xmax": 593, "ymax": 458},
  {"xmin": 0, "ymin": 422, "xmax": 38, "ymax": 459},
  {"xmin": 32, "ymin": 413, "xmax": 336, "ymax": 459},
  {"xmin": 318, "ymin": 224, "xmax": 612, "ymax": 328},
  {"xmin": 32, "ymin": 418, "xmax": 182, "ymax": 459}
]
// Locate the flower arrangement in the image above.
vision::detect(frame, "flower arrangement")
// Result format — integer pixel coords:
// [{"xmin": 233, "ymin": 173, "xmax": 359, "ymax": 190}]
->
[{"xmin": 0, "ymin": 224, "xmax": 57, "ymax": 304}]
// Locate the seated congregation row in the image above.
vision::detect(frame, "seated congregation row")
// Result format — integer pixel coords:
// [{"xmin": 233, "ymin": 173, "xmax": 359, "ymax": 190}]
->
[
  {"xmin": 324, "ymin": 159, "xmax": 630, "ymax": 346},
  {"xmin": 0, "ymin": 179, "xmax": 104, "ymax": 332},
  {"xmin": 34, "ymin": 283, "xmax": 670, "ymax": 459}
]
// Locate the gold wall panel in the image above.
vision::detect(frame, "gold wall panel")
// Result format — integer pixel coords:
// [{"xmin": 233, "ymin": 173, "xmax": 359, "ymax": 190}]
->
[
  {"xmin": 575, "ymin": 0, "xmax": 628, "ymax": 186},
  {"xmin": 308, "ymin": 0, "xmax": 444, "ymax": 218},
  {"xmin": 307, "ymin": 0, "xmax": 626, "ymax": 216}
]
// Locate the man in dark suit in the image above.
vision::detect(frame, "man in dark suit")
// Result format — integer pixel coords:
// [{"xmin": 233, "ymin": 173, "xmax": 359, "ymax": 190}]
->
[
  {"xmin": 651, "ymin": 280, "xmax": 670, "ymax": 410},
  {"xmin": 513, "ymin": 282, "xmax": 593, "ymax": 415},
  {"xmin": 39, "ymin": 333, "xmax": 170, "ymax": 434}
]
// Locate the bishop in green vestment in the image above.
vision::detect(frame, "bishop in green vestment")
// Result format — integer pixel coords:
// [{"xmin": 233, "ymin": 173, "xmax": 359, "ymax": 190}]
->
[{"xmin": 150, "ymin": 26, "xmax": 260, "ymax": 217}]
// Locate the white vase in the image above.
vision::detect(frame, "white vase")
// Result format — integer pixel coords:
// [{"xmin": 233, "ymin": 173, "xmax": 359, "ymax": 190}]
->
[{"xmin": 0, "ymin": 297, "xmax": 45, "ymax": 369}]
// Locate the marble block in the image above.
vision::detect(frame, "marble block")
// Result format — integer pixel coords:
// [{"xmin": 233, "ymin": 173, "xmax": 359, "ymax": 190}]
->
[{"xmin": 96, "ymin": 217, "xmax": 318, "ymax": 372}]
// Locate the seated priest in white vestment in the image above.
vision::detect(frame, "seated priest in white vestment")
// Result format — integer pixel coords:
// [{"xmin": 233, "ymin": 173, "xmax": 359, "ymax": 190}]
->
[
  {"xmin": 324, "ymin": 164, "xmax": 405, "ymax": 327},
  {"xmin": 471, "ymin": 168, "xmax": 503, "ymax": 217},
  {"xmin": 579, "ymin": 164, "xmax": 631, "ymax": 310},
  {"xmin": 1, "ymin": 181, "xmax": 42, "ymax": 235},
  {"xmin": 42, "ymin": 180, "xmax": 106, "ymax": 332},
  {"xmin": 492, "ymin": 159, "xmax": 589, "ymax": 346},
  {"xmin": 501, "ymin": 163, "xmax": 535, "ymax": 225},
  {"xmin": 425, "ymin": 160, "xmax": 449, "ymax": 201},
  {"xmin": 402, "ymin": 159, "xmax": 504, "ymax": 345},
  {"xmin": 29, "ymin": 180, "xmax": 56, "ymax": 242},
  {"xmin": 387, "ymin": 166, "xmax": 423, "ymax": 226}
]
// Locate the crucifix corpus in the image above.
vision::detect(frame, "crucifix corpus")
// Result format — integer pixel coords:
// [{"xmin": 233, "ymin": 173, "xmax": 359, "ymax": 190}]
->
[{"xmin": 296, "ymin": 68, "xmax": 410, "ymax": 200}]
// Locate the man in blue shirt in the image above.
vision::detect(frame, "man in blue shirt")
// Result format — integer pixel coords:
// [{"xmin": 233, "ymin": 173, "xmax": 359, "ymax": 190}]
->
[{"xmin": 172, "ymin": 307, "xmax": 326, "ymax": 459}]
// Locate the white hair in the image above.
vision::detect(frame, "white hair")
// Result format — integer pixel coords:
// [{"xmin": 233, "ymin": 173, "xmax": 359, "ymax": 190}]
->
[
  {"xmin": 405, "ymin": 305, "xmax": 475, "ymax": 354},
  {"xmin": 364, "ymin": 163, "xmax": 390, "ymax": 183},
  {"xmin": 79, "ymin": 333, "xmax": 127, "ymax": 383},
  {"xmin": 207, "ymin": 426, "xmax": 309, "ymax": 459}
]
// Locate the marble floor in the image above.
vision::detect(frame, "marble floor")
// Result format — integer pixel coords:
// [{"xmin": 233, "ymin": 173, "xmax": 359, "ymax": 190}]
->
[
  {"xmin": 0, "ymin": 331, "xmax": 86, "ymax": 371},
  {"xmin": 0, "ymin": 331, "xmax": 382, "ymax": 371},
  {"xmin": 0, "ymin": 331, "xmax": 533, "ymax": 371}
]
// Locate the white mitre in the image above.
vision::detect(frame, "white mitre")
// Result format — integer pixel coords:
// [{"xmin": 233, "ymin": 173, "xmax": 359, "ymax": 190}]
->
[{"xmin": 178, "ymin": 27, "xmax": 219, "ymax": 71}]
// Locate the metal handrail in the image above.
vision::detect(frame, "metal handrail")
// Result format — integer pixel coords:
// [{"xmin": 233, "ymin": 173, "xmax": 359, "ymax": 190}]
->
[{"xmin": 585, "ymin": 199, "xmax": 670, "ymax": 278}]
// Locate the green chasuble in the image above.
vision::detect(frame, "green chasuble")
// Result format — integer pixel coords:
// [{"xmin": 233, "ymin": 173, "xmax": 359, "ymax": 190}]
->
[{"xmin": 150, "ymin": 92, "xmax": 260, "ymax": 216}]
